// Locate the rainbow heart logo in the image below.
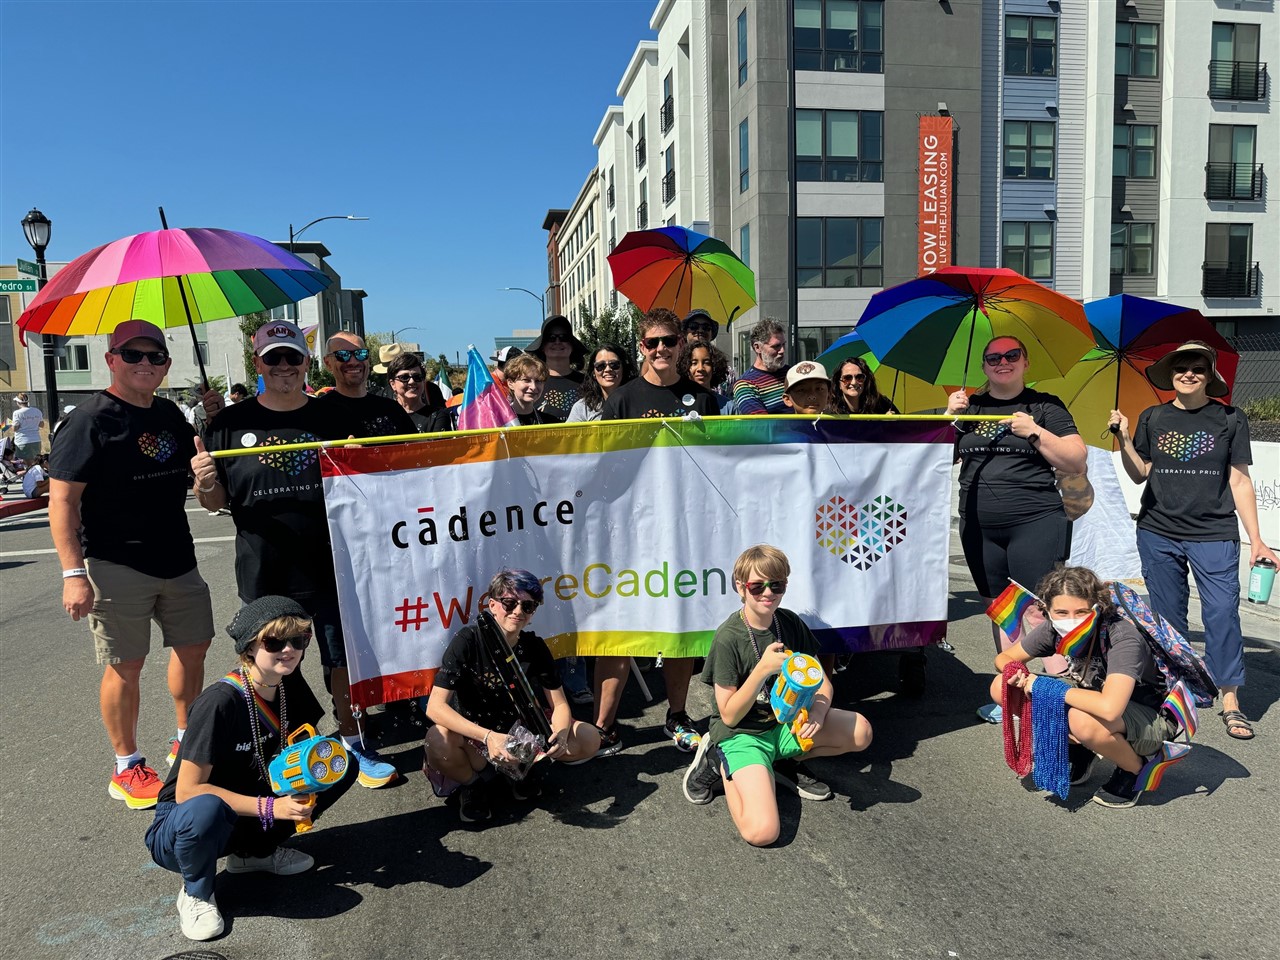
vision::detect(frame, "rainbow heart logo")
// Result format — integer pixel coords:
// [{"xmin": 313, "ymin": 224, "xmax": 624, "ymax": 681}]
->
[
  {"xmin": 815, "ymin": 494, "xmax": 908, "ymax": 570},
  {"xmin": 257, "ymin": 433, "xmax": 319, "ymax": 476},
  {"xmin": 1156, "ymin": 430, "xmax": 1214, "ymax": 463},
  {"xmin": 137, "ymin": 431, "xmax": 177, "ymax": 462}
]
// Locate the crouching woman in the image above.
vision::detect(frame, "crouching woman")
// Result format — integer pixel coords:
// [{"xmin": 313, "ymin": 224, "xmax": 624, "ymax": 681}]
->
[{"xmin": 145, "ymin": 596, "xmax": 355, "ymax": 941}]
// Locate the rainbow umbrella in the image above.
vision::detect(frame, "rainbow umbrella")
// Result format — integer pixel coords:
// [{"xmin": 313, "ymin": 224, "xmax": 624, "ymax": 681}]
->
[
  {"xmin": 816, "ymin": 331, "xmax": 952, "ymax": 413},
  {"xmin": 17, "ymin": 221, "xmax": 331, "ymax": 384},
  {"xmin": 607, "ymin": 226, "xmax": 755, "ymax": 324},
  {"xmin": 854, "ymin": 266, "xmax": 1093, "ymax": 388},
  {"xmin": 1034, "ymin": 295, "xmax": 1239, "ymax": 449}
]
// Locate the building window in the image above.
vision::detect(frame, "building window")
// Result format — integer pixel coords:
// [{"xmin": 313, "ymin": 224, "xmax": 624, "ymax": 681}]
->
[
  {"xmin": 1002, "ymin": 120, "xmax": 1055, "ymax": 179},
  {"xmin": 740, "ymin": 223, "xmax": 751, "ymax": 269},
  {"xmin": 55, "ymin": 341, "xmax": 91, "ymax": 372},
  {"xmin": 637, "ymin": 177, "xmax": 648, "ymax": 229},
  {"xmin": 1203, "ymin": 223, "xmax": 1257, "ymax": 297},
  {"xmin": 1210, "ymin": 23, "xmax": 1264, "ymax": 100},
  {"xmin": 663, "ymin": 145, "xmax": 676, "ymax": 204},
  {"xmin": 794, "ymin": 0, "xmax": 883, "ymax": 74},
  {"xmin": 1002, "ymin": 221, "xmax": 1054, "ymax": 279},
  {"xmin": 1113, "ymin": 125, "xmax": 1156, "ymax": 178},
  {"xmin": 739, "ymin": 119, "xmax": 750, "ymax": 192},
  {"xmin": 636, "ymin": 115, "xmax": 647, "ymax": 169},
  {"xmin": 267, "ymin": 303, "xmax": 298, "ymax": 321},
  {"xmin": 661, "ymin": 72, "xmax": 675, "ymax": 134},
  {"xmin": 1116, "ymin": 21, "xmax": 1158, "ymax": 78},
  {"xmin": 796, "ymin": 217, "xmax": 883, "ymax": 288},
  {"xmin": 796, "ymin": 109, "xmax": 884, "ymax": 182},
  {"xmin": 1005, "ymin": 16, "xmax": 1056, "ymax": 77},
  {"xmin": 193, "ymin": 340, "xmax": 210, "ymax": 365},
  {"xmin": 1207, "ymin": 124, "xmax": 1260, "ymax": 200},
  {"xmin": 737, "ymin": 9, "xmax": 748, "ymax": 85},
  {"xmin": 1110, "ymin": 223, "xmax": 1154, "ymax": 275}
]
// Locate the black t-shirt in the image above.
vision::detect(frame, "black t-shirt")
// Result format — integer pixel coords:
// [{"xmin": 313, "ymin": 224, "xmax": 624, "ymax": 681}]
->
[
  {"xmin": 318, "ymin": 390, "xmax": 416, "ymax": 439},
  {"xmin": 435, "ymin": 617, "xmax": 561, "ymax": 733},
  {"xmin": 1133, "ymin": 401, "xmax": 1251, "ymax": 542},
  {"xmin": 540, "ymin": 371, "xmax": 585, "ymax": 421},
  {"xmin": 158, "ymin": 668, "xmax": 324, "ymax": 804},
  {"xmin": 956, "ymin": 388, "xmax": 1079, "ymax": 526},
  {"xmin": 516, "ymin": 409, "xmax": 565, "ymax": 427},
  {"xmin": 407, "ymin": 406, "xmax": 454, "ymax": 433},
  {"xmin": 205, "ymin": 398, "xmax": 345, "ymax": 604},
  {"xmin": 600, "ymin": 376, "xmax": 720, "ymax": 420},
  {"xmin": 1021, "ymin": 617, "xmax": 1165, "ymax": 709},
  {"xmin": 48, "ymin": 391, "xmax": 197, "ymax": 579}
]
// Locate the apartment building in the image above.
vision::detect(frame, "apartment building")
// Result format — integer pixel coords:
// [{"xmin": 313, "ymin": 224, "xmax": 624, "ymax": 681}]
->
[
  {"xmin": 543, "ymin": 209, "xmax": 568, "ymax": 316},
  {"xmin": 558, "ymin": 169, "xmax": 607, "ymax": 327}
]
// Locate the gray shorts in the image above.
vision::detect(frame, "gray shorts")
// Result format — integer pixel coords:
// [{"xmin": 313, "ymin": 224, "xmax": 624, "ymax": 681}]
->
[
  {"xmin": 1122, "ymin": 701, "xmax": 1177, "ymax": 757},
  {"xmin": 86, "ymin": 558, "xmax": 215, "ymax": 664}
]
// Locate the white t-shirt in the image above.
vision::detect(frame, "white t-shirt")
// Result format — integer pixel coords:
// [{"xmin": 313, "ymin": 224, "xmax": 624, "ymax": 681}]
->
[
  {"xmin": 13, "ymin": 406, "xmax": 43, "ymax": 444},
  {"xmin": 22, "ymin": 464, "xmax": 47, "ymax": 498}
]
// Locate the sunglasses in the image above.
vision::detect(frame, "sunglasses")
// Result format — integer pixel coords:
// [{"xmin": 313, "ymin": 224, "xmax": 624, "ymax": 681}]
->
[
  {"xmin": 328, "ymin": 349, "xmax": 370, "ymax": 362},
  {"xmin": 494, "ymin": 597, "xmax": 540, "ymax": 615},
  {"xmin": 111, "ymin": 348, "xmax": 169, "ymax": 366},
  {"xmin": 743, "ymin": 579, "xmax": 788, "ymax": 596},
  {"xmin": 261, "ymin": 349, "xmax": 307, "ymax": 367},
  {"xmin": 641, "ymin": 334, "xmax": 681, "ymax": 350},
  {"xmin": 392, "ymin": 372, "xmax": 426, "ymax": 383},
  {"xmin": 1171, "ymin": 364, "xmax": 1208, "ymax": 376},
  {"xmin": 840, "ymin": 373, "xmax": 867, "ymax": 385},
  {"xmin": 983, "ymin": 348, "xmax": 1024, "ymax": 366},
  {"xmin": 544, "ymin": 332, "xmax": 572, "ymax": 343},
  {"xmin": 594, "ymin": 360, "xmax": 622, "ymax": 373},
  {"xmin": 685, "ymin": 323, "xmax": 715, "ymax": 334},
  {"xmin": 259, "ymin": 633, "xmax": 311, "ymax": 653}
]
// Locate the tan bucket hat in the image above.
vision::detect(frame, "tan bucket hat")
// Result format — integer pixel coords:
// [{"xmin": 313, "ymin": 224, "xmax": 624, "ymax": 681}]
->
[
  {"xmin": 1144, "ymin": 341, "xmax": 1229, "ymax": 398},
  {"xmin": 373, "ymin": 342, "xmax": 412, "ymax": 373}
]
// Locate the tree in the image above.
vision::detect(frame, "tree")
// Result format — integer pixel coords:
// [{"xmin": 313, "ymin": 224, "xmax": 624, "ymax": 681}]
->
[
  {"xmin": 185, "ymin": 375, "xmax": 228, "ymax": 399},
  {"xmin": 238, "ymin": 311, "xmax": 270, "ymax": 385},
  {"xmin": 577, "ymin": 302, "xmax": 642, "ymax": 360}
]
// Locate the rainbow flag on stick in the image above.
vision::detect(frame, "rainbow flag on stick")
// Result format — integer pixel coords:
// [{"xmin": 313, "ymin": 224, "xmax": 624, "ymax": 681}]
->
[
  {"xmin": 1160, "ymin": 680, "xmax": 1198, "ymax": 741},
  {"xmin": 1136, "ymin": 740, "xmax": 1191, "ymax": 792},
  {"xmin": 457, "ymin": 345, "xmax": 517, "ymax": 431},
  {"xmin": 1055, "ymin": 608, "xmax": 1098, "ymax": 659},
  {"xmin": 986, "ymin": 580, "xmax": 1038, "ymax": 643}
]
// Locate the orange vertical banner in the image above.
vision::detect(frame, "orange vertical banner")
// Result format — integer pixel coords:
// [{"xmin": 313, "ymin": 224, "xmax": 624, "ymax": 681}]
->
[{"xmin": 917, "ymin": 116, "xmax": 954, "ymax": 276}]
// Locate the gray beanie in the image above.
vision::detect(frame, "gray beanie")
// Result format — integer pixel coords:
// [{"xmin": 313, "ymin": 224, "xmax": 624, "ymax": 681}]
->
[{"xmin": 227, "ymin": 596, "xmax": 311, "ymax": 653}]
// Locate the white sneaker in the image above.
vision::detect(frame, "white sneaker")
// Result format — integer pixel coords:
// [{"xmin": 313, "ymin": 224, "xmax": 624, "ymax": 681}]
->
[
  {"xmin": 177, "ymin": 886, "xmax": 224, "ymax": 941},
  {"xmin": 225, "ymin": 846, "xmax": 314, "ymax": 875}
]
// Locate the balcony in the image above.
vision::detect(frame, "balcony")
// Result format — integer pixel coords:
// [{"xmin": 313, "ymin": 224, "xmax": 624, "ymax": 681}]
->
[
  {"xmin": 1202, "ymin": 262, "xmax": 1260, "ymax": 298},
  {"xmin": 660, "ymin": 95, "xmax": 675, "ymax": 134},
  {"xmin": 606, "ymin": 184, "xmax": 615, "ymax": 209},
  {"xmin": 1205, "ymin": 162, "xmax": 1264, "ymax": 201},
  {"xmin": 662, "ymin": 169, "xmax": 676, "ymax": 205},
  {"xmin": 1208, "ymin": 60, "xmax": 1267, "ymax": 101},
  {"xmin": 609, "ymin": 235, "xmax": 616, "ymax": 252},
  {"xmin": 636, "ymin": 137, "xmax": 647, "ymax": 169},
  {"xmin": 636, "ymin": 201, "xmax": 648, "ymax": 230}
]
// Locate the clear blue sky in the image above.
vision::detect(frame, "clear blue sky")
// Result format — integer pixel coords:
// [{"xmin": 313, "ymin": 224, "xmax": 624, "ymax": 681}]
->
[{"xmin": 0, "ymin": 0, "xmax": 654, "ymax": 364}]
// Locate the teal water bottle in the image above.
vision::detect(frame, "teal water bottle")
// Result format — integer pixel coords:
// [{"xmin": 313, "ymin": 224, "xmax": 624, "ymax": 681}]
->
[{"xmin": 1248, "ymin": 557, "xmax": 1276, "ymax": 605}]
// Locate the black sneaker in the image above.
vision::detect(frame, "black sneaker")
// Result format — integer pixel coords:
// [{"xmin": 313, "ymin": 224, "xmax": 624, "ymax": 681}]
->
[
  {"xmin": 1091, "ymin": 765, "xmax": 1144, "ymax": 808},
  {"xmin": 596, "ymin": 724, "xmax": 624, "ymax": 758},
  {"xmin": 682, "ymin": 734, "xmax": 723, "ymax": 804},
  {"xmin": 1069, "ymin": 744, "xmax": 1097, "ymax": 785},
  {"xmin": 773, "ymin": 759, "xmax": 833, "ymax": 801},
  {"xmin": 457, "ymin": 782, "xmax": 492, "ymax": 823},
  {"xmin": 663, "ymin": 711, "xmax": 702, "ymax": 752},
  {"xmin": 511, "ymin": 776, "xmax": 542, "ymax": 801}
]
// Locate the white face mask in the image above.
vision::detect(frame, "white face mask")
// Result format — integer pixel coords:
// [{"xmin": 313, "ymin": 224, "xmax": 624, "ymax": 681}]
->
[{"xmin": 1050, "ymin": 615, "xmax": 1088, "ymax": 638}]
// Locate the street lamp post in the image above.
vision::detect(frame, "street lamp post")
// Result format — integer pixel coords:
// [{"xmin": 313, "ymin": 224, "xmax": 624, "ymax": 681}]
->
[
  {"xmin": 499, "ymin": 286, "xmax": 546, "ymax": 321},
  {"xmin": 20, "ymin": 208, "xmax": 57, "ymax": 419},
  {"xmin": 285, "ymin": 214, "xmax": 368, "ymax": 339}
]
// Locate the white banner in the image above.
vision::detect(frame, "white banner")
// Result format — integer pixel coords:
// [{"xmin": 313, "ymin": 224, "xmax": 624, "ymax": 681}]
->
[{"xmin": 321, "ymin": 418, "xmax": 955, "ymax": 708}]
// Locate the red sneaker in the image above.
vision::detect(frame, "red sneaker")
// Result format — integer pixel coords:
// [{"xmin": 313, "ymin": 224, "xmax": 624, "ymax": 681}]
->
[{"xmin": 109, "ymin": 760, "xmax": 162, "ymax": 809}]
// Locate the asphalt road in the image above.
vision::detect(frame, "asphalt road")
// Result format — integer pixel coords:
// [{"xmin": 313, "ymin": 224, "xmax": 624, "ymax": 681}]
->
[{"xmin": 1, "ymin": 499, "xmax": 1277, "ymax": 960}]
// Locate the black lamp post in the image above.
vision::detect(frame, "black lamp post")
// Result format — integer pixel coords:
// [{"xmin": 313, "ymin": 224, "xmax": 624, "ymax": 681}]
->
[
  {"xmin": 499, "ymin": 286, "xmax": 546, "ymax": 321},
  {"xmin": 20, "ymin": 208, "xmax": 57, "ymax": 419}
]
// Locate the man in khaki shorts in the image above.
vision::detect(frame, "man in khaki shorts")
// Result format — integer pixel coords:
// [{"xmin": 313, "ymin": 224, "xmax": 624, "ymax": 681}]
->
[{"xmin": 48, "ymin": 320, "xmax": 222, "ymax": 810}]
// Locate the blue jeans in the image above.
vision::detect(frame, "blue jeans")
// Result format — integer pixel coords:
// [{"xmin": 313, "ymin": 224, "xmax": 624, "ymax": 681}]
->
[{"xmin": 1136, "ymin": 528, "xmax": 1244, "ymax": 688}]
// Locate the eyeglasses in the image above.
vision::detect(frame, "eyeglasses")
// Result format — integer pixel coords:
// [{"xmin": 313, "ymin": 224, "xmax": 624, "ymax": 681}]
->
[
  {"xmin": 260, "ymin": 350, "xmax": 306, "ymax": 367},
  {"xmin": 743, "ymin": 579, "xmax": 788, "ymax": 596},
  {"xmin": 494, "ymin": 597, "xmax": 540, "ymax": 615},
  {"xmin": 259, "ymin": 633, "xmax": 311, "ymax": 653},
  {"xmin": 328, "ymin": 349, "xmax": 370, "ymax": 362},
  {"xmin": 392, "ymin": 373, "xmax": 426, "ymax": 383},
  {"xmin": 840, "ymin": 373, "xmax": 866, "ymax": 385},
  {"xmin": 545, "ymin": 332, "xmax": 571, "ymax": 343},
  {"xmin": 111, "ymin": 348, "xmax": 169, "ymax": 366},
  {"xmin": 982, "ymin": 349, "xmax": 1024, "ymax": 366},
  {"xmin": 641, "ymin": 334, "xmax": 681, "ymax": 350},
  {"xmin": 1171, "ymin": 364, "xmax": 1208, "ymax": 376},
  {"xmin": 594, "ymin": 360, "xmax": 622, "ymax": 373}
]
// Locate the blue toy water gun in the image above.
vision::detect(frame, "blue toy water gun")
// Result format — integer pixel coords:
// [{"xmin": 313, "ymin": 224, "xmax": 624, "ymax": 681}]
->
[
  {"xmin": 268, "ymin": 723, "xmax": 349, "ymax": 833},
  {"xmin": 769, "ymin": 653, "xmax": 826, "ymax": 752}
]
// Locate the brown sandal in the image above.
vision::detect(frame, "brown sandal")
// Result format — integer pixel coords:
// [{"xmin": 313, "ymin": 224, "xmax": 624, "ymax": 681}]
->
[{"xmin": 1221, "ymin": 709, "xmax": 1255, "ymax": 740}]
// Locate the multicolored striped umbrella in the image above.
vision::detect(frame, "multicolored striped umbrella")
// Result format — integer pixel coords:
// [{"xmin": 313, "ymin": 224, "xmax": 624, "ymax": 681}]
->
[
  {"xmin": 816, "ymin": 331, "xmax": 952, "ymax": 413},
  {"xmin": 853, "ymin": 266, "xmax": 1093, "ymax": 388},
  {"xmin": 17, "ymin": 227, "xmax": 330, "ymax": 341},
  {"xmin": 607, "ymin": 226, "xmax": 756, "ymax": 324}
]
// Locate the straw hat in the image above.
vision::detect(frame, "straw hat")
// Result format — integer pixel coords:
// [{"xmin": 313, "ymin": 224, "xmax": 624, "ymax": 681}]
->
[
  {"xmin": 373, "ymin": 342, "xmax": 413, "ymax": 374},
  {"xmin": 1145, "ymin": 341, "xmax": 1229, "ymax": 398}
]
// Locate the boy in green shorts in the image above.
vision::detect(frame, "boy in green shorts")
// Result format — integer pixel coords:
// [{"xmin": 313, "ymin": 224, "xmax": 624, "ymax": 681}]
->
[{"xmin": 682, "ymin": 544, "xmax": 873, "ymax": 845}]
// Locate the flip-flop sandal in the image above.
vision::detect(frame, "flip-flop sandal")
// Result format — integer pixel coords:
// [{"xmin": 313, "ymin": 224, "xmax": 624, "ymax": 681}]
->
[{"xmin": 1221, "ymin": 709, "xmax": 1255, "ymax": 740}]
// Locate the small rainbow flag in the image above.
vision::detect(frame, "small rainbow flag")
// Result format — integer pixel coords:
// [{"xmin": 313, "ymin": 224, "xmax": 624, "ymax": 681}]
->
[
  {"xmin": 1136, "ymin": 740, "xmax": 1191, "ymax": 792},
  {"xmin": 986, "ymin": 580, "xmax": 1038, "ymax": 643},
  {"xmin": 1161, "ymin": 680, "xmax": 1198, "ymax": 740},
  {"xmin": 1055, "ymin": 608, "xmax": 1098, "ymax": 659},
  {"xmin": 457, "ymin": 345, "xmax": 518, "ymax": 431}
]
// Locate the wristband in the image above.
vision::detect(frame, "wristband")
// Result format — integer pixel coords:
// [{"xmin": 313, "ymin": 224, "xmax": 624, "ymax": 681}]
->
[{"xmin": 62, "ymin": 568, "xmax": 88, "ymax": 579}]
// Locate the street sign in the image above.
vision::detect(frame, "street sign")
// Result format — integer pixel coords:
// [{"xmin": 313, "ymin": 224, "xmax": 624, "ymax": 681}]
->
[
  {"xmin": 16, "ymin": 258, "xmax": 40, "ymax": 277},
  {"xmin": 0, "ymin": 279, "xmax": 38, "ymax": 293}
]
